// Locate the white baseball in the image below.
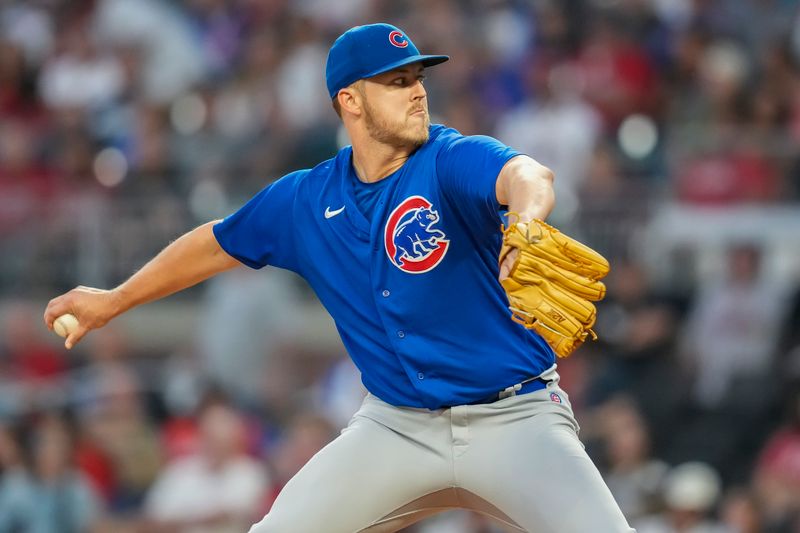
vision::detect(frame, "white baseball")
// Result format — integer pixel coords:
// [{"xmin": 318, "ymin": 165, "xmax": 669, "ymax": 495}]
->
[{"xmin": 53, "ymin": 313, "xmax": 79, "ymax": 338}]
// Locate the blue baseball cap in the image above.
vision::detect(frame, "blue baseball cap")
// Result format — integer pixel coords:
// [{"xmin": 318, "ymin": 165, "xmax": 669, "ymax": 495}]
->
[{"xmin": 325, "ymin": 23, "xmax": 449, "ymax": 100}]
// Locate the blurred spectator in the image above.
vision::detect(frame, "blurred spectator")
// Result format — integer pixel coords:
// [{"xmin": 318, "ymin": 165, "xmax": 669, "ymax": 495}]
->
[
  {"xmin": 0, "ymin": 2, "xmax": 54, "ymax": 68},
  {"xmin": 496, "ymin": 57, "xmax": 601, "ymax": 225},
  {"xmin": 680, "ymin": 243, "xmax": 787, "ymax": 410},
  {"xmin": 635, "ymin": 462, "xmax": 726, "ymax": 533},
  {"xmin": 311, "ymin": 355, "xmax": 366, "ymax": 428},
  {"xmin": 261, "ymin": 412, "xmax": 335, "ymax": 513},
  {"xmin": 113, "ymin": 105, "xmax": 189, "ymax": 268},
  {"xmin": 0, "ymin": 421, "xmax": 32, "ymax": 531},
  {"xmin": 39, "ymin": 127, "xmax": 112, "ymax": 289},
  {"xmin": 143, "ymin": 399, "xmax": 269, "ymax": 533},
  {"xmin": 197, "ymin": 267, "xmax": 303, "ymax": 411},
  {"xmin": 0, "ymin": 413, "xmax": 104, "ymax": 533},
  {"xmin": 73, "ymin": 330, "xmax": 163, "ymax": 512},
  {"xmin": 1, "ymin": 301, "xmax": 66, "ymax": 387},
  {"xmin": 576, "ymin": 143, "xmax": 651, "ymax": 258},
  {"xmin": 753, "ymin": 383, "xmax": 800, "ymax": 531},
  {"xmin": 74, "ymin": 419, "xmax": 117, "ymax": 509},
  {"xmin": 205, "ymin": 29, "xmax": 281, "ymax": 158},
  {"xmin": 158, "ymin": 349, "xmax": 208, "ymax": 460},
  {"xmin": 574, "ymin": 8, "xmax": 661, "ymax": 131},
  {"xmin": 777, "ymin": 282, "xmax": 800, "ymax": 364},
  {"xmin": 93, "ymin": 0, "xmax": 205, "ymax": 103},
  {"xmin": 0, "ymin": 120, "xmax": 52, "ymax": 242},
  {"xmin": 593, "ymin": 396, "xmax": 669, "ymax": 522},
  {"xmin": 488, "ymin": 1, "xmax": 533, "ymax": 60},
  {"xmin": 666, "ymin": 37, "xmax": 750, "ymax": 142},
  {"xmin": 0, "ymin": 119, "xmax": 50, "ymax": 288},
  {"xmin": 585, "ymin": 259, "xmax": 685, "ymax": 455},
  {"xmin": 0, "ymin": 38, "xmax": 44, "ymax": 122},
  {"xmin": 274, "ymin": 17, "xmax": 331, "ymax": 131},
  {"xmin": 750, "ymin": 42, "xmax": 796, "ymax": 143},
  {"xmin": 296, "ymin": 0, "xmax": 372, "ymax": 29},
  {"xmin": 38, "ymin": 19, "xmax": 124, "ymax": 111},
  {"xmin": 532, "ymin": 0, "xmax": 585, "ymax": 56},
  {"xmin": 666, "ymin": 244, "xmax": 788, "ymax": 479},
  {"xmin": 183, "ymin": 0, "xmax": 245, "ymax": 81},
  {"xmin": 436, "ymin": 89, "xmax": 483, "ymax": 136},
  {"xmin": 718, "ymin": 486, "xmax": 763, "ymax": 533},
  {"xmin": 465, "ymin": 40, "xmax": 525, "ymax": 121},
  {"xmin": 122, "ymin": 106, "xmax": 180, "ymax": 199},
  {"xmin": 0, "ymin": 302, "xmax": 67, "ymax": 418}
]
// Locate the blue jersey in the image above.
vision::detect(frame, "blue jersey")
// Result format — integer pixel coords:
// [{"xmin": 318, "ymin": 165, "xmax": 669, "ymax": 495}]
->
[{"xmin": 213, "ymin": 125, "xmax": 555, "ymax": 409}]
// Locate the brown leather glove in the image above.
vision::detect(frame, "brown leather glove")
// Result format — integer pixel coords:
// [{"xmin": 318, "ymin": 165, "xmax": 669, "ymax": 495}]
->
[{"xmin": 500, "ymin": 218, "xmax": 611, "ymax": 358}]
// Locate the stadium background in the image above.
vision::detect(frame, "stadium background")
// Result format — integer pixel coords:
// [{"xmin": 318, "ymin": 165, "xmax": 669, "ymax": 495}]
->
[{"xmin": 2, "ymin": 0, "xmax": 800, "ymax": 531}]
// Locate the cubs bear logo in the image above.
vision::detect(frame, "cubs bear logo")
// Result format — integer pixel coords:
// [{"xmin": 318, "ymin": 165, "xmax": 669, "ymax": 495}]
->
[{"xmin": 385, "ymin": 196, "xmax": 449, "ymax": 273}]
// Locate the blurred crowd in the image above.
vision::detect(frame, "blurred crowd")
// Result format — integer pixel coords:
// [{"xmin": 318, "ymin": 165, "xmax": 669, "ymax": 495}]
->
[{"xmin": 2, "ymin": 0, "xmax": 800, "ymax": 531}]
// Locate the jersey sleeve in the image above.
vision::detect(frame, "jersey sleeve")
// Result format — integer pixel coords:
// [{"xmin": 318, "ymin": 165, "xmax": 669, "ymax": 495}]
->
[
  {"xmin": 435, "ymin": 133, "xmax": 520, "ymax": 227},
  {"xmin": 212, "ymin": 170, "xmax": 306, "ymax": 272}
]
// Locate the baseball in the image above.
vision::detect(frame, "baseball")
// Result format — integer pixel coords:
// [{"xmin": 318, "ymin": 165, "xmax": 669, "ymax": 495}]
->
[{"xmin": 53, "ymin": 313, "xmax": 79, "ymax": 338}]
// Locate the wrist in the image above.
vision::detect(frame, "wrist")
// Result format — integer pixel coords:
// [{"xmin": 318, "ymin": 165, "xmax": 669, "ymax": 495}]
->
[
  {"xmin": 509, "ymin": 210, "xmax": 543, "ymax": 224},
  {"xmin": 108, "ymin": 287, "xmax": 131, "ymax": 318}
]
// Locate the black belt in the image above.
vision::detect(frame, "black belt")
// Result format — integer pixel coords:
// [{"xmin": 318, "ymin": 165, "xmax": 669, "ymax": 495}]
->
[{"xmin": 470, "ymin": 377, "xmax": 548, "ymax": 405}]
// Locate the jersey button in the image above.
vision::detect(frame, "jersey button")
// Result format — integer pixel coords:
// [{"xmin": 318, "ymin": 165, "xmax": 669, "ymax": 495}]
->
[
  {"xmin": 397, "ymin": 330, "xmax": 405, "ymax": 338},
  {"xmin": 382, "ymin": 290, "xmax": 390, "ymax": 297},
  {"xmin": 417, "ymin": 372, "xmax": 424, "ymax": 380}
]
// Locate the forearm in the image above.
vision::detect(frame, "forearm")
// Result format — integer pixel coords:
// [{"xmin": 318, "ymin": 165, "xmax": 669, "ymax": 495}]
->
[
  {"xmin": 496, "ymin": 155, "xmax": 555, "ymax": 222},
  {"xmin": 45, "ymin": 220, "xmax": 241, "ymax": 348},
  {"xmin": 113, "ymin": 221, "xmax": 239, "ymax": 315}
]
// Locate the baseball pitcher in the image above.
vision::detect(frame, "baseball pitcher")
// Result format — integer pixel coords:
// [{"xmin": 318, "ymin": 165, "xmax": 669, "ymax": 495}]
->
[{"xmin": 45, "ymin": 23, "xmax": 634, "ymax": 533}]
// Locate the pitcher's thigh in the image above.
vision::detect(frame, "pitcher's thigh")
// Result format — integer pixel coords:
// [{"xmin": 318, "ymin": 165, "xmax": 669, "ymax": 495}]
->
[
  {"xmin": 461, "ymin": 411, "xmax": 635, "ymax": 533},
  {"xmin": 249, "ymin": 415, "xmax": 451, "ymax": 533}
]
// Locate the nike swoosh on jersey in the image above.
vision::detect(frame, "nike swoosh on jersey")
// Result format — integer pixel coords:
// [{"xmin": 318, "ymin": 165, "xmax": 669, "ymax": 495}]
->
[{"xmin": 324, "ymin": 205, "xmax": 346, "ymax": 219}]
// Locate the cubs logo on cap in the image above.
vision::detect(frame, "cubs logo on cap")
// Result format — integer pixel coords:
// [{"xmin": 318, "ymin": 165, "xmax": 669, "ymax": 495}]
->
[
  {"xmin": 325, "ymin": 23, "xmax": 449, "ymax": 99},
  {"xmin": 388, "ymin": 30, "xmax": 408, "ymax": 48},
  {"xmin": 385, "ymin": 196, "xmax": 449, "ymax": 274}
]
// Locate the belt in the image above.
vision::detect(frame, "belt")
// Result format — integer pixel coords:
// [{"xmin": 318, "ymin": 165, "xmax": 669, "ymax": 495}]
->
[{"xmin": 470, "ymin": 377, "xmax": 548, "ymax": 405}]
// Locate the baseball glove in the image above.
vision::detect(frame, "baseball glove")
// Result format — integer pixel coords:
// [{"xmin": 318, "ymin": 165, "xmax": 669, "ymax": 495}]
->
[{"xmin": 500, "ymin": 217, "xmax": 610, "ymax": 358}]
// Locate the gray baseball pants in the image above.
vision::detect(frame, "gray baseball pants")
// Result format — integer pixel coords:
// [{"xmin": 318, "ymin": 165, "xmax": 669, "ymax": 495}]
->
[{"xmin": 249, "ymin": 370, "xmax": 634, "ymax": 532}]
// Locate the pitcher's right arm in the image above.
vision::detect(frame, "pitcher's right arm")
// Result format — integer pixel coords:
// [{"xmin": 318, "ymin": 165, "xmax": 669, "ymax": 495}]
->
[{"xmin": 43, "ymin": 220, "xmax": 239, "ymax": 349}]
